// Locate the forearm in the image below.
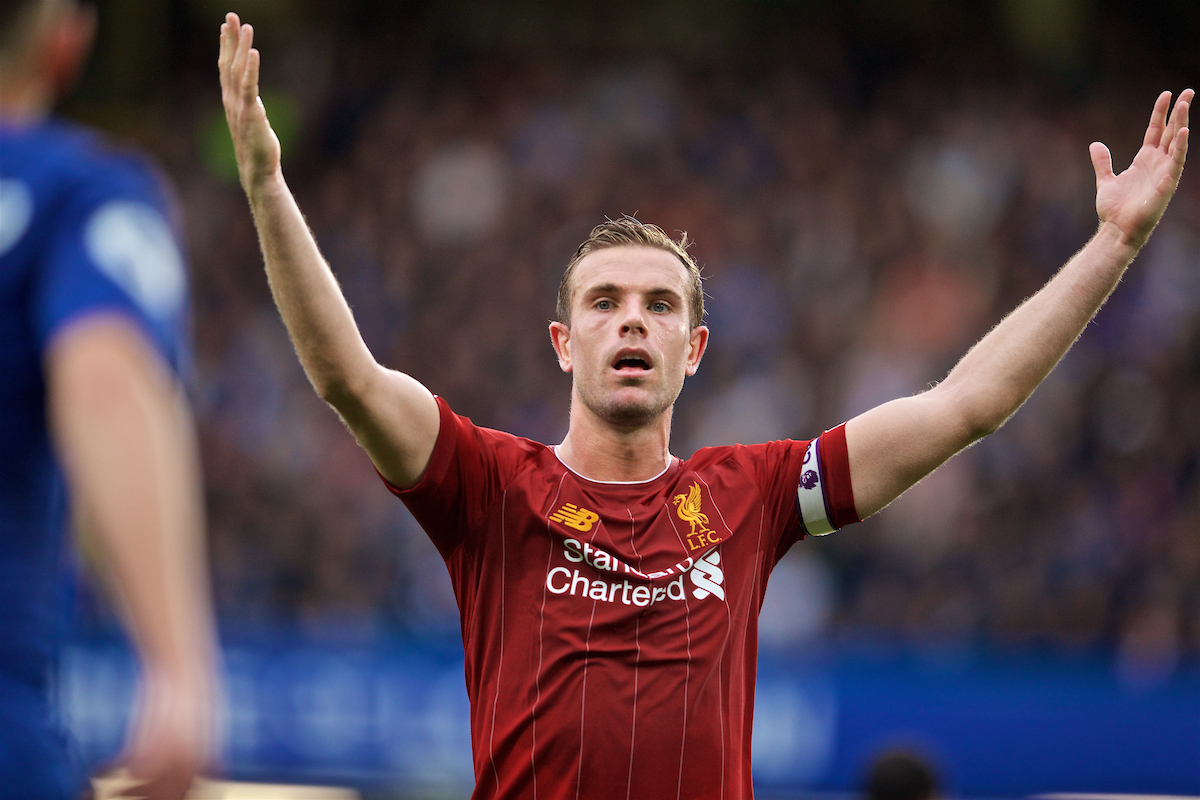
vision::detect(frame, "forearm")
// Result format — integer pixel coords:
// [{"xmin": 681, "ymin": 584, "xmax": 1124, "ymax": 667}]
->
[
  {"xmin": 846, "ymin": 90, "xmax": 1188, "ymax": 520},
  {"xmin": 941, "ymin": 221, "xmax": 1138, "ymax": 435},
  {"xmin": 218, "ymin": 18, "xmax": 440, "ymax": 489},
  {"xmin": 49, "ymin": 321, "xmax": 215, "ymax": 680},
  {"xmin": 845, "ymin": 224, "xmax": 1138, "ymax": 518},
  {"xmin": 244, "ymin": 172, "xmax": 440, "ymax": 486},
  {"xmin": 246, "ymin": 171, "xmax": 377, "ymax": 403}
]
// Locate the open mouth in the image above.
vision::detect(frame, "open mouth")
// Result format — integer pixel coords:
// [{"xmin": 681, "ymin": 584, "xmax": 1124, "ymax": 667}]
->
[
  {"xmin": 614, "ymin": 357, "xmax": 651, "ymax": 371},
  {"xmin": 611, "ymin": 350, "xmax": 654, "ymax": 375}
]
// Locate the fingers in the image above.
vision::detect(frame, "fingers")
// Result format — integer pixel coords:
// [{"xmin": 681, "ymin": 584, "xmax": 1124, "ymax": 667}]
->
[
  {"xmin": 1160, "ymin": 89, "xmax": 1192, "ymax": 150},
  {"xmin": 244, "ymin": 48, "xmax": 261, "ymax": 102},
  {"xmin": 217, "ymin": 12, "xmax": 240, "ymax": 78},
  {"xmin": 230, "ymin": 22, "xmax": 253, "ymax": 87},
  {"xmin": 1162, "ymin": 88, "xmax": 1193, "ymax": 151},
  {"xmin": 1089, "ymin": 141, "xmax": 1114, "ymax": 182},
  {"xmin": 128, "ymin": 768, "xmax": 194, "ymax": 800},
  {"xmin": 219, "ymin": 15, "xmax": 261, "ymax": 115},
  {"xmin": 1143, "ymin": 90, "xmax": 1172, "ymax": 148},
  {"xmin": 1171, "ymin": 126, "xmax": 1189, "ymax": 170},
  {"xmin": 126, "ymin": 742, "xmax": 198, "ymax": 800},
  {"xmin": 218, "ymin": 23, "xmax": 228, "ymax": 74}
]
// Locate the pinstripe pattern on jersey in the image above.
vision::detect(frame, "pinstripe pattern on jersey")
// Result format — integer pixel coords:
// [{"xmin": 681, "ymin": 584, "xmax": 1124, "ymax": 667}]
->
[{"xmin": 531, "ymin": 471, "xmax": 569, "ymax": 800}]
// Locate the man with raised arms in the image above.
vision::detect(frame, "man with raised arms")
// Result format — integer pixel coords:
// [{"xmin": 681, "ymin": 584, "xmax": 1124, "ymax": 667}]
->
[{"xmin": 219, "ymin": 13, "xmax": 1190, "ymax": 800}]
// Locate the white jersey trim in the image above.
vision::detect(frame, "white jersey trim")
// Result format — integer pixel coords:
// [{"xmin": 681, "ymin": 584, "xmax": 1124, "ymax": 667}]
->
[
  {"xmin": 553, "ymin": 446, "xmax": 677, "ymax": 484},
  {"xmin": 796, "ymin": 438, "xmax": 837, "ymax": 536}
]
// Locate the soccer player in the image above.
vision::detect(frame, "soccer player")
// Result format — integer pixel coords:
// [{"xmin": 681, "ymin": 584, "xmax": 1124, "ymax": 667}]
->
[
  {"xmin": 219, "ymin": 13, "xmax": 1190, "ymax": 800},
  {"xmin": 1, "ymin": 1, "xmax": 217, "ymax": 798}
]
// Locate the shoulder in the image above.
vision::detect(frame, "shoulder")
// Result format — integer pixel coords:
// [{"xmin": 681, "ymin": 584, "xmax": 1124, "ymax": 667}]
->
[
  {"xmin": 436, "ymin": 397, "xmax": 559, "ymax": 480},
  {"xmin": 4, "ymin": 120, "xmax": 175, "ymax": 214},
  {"xmin": 72, "ymin": 128, "xmax": 177, "ymax": 220},
  {"xmin": 449, "ymin": 402, "xmax": 549, "ymax": 457},
  {"xmin": 477, "ymin": 422, "xmax": 554, "ymax": 471},
  {"xmin": 384, "ymin": 398, "xmax": 560, "ymax": 531},
  {"xmin": 6, "ymin": 121, "xmax": 189, "ymax": 367},
  {"xmin": 684, "ymin": 439, "xmax": 810, "ymax": 471}
]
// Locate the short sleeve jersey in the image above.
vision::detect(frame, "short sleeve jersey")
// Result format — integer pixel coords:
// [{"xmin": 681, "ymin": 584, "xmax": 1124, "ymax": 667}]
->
[
  {"xmin": 384, "ymin": 397, "xmax": 860, "ymax": 800},
  {"xmin": 0, "ymin": 119, "xmax": 188, "ymax": 682}
]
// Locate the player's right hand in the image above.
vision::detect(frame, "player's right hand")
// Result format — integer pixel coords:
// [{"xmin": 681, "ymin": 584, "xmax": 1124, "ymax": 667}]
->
[
  {"xmin": 218, "ymin": 12, "xmax": 281, "ymax": 195},
  {"xmin": 120, "ymin": 665, "xmax": 214, "ymax": 800}
]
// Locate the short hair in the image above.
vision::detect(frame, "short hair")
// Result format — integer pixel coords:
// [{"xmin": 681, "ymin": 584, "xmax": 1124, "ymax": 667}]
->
[{"xmin": 556, "ymin": 216, "xmax": 705, "ymax": 329}]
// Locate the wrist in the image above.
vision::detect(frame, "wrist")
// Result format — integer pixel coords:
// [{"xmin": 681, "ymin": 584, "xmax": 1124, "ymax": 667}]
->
[
  {"xmin": 245, "ymin": 168, "xmax": 286, "ymax": 206},
  {"xmin": 142, "ymin": 648, "xmax": 216, "ymax": 690},
  {"xmin": 1096, "ymin": 219, "xmax": 1143, "ymax": 255}
]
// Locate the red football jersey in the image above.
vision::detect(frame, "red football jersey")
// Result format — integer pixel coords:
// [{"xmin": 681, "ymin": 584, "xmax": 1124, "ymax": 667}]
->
[{"xmin": 383, "ymin": 397, "xmax": 859, "ymax": 800}]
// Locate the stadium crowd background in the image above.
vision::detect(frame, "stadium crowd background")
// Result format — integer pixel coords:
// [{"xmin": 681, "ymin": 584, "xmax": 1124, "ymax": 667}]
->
[{"xmin": 65, "ymin": 0, "xmax": 1199, "ymax": 687}]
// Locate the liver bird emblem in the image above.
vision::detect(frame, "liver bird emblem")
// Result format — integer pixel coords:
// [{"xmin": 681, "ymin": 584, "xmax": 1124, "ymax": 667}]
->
[{"xmin": 674, "ymin": 482, "xmax": 717, "ymax": 548}]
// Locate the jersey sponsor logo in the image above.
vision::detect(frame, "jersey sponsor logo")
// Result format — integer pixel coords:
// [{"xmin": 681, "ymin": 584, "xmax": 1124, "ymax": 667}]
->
[
  {"xmin": 690, "ymin": 550, "xmax": 725, "ymax": 600},
  {"xmin": 0, "ymin": 179, "xmax": 33, "ymax": 257},
  {"xmin": 563, "ymin": 537, "xmax": 649, "ymax": 578},
  {"xmin": 546, "ymin": 566, "xmax": 686, "ymax": 607},
  {"xmin": 546, "ymin": 539, "xmax": 726, "ymax": 606},
  {"xmin": 549, "ymin": 502, "xmax": 600, "ymax": 532},
  {"xmin": 673, "ymin": 482, "xmax": 726, "ymax": 551}
]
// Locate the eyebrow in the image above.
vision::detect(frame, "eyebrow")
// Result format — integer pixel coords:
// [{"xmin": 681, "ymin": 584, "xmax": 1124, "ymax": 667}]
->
[{"xmin": 581, "ymin": 283, "xmax": 684, "ymax": 301}]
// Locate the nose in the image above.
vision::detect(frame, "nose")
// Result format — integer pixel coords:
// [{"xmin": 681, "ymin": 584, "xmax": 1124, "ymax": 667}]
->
[{"xmin": 620, "ymin": 307, "xmax": 647, "ymax": 335}]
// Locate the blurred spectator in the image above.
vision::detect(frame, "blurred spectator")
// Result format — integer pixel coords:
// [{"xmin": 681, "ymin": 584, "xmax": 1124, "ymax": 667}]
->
[
  {"xmin": 412, "ymin": 141, "xmax": 509, "ymax": 245},
  {"xmin": 65, "ymin": 5, "xmax": 1200, "ymax": 672},
  {"xmin": 865, "ymin": 748, "xmax": 940, "ymax": 800}
]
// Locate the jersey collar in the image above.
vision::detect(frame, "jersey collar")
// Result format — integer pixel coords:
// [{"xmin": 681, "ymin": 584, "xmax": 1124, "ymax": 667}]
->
[{"xmin": 552, "ymin": 445, "xmax": 679, "ymax": 485}]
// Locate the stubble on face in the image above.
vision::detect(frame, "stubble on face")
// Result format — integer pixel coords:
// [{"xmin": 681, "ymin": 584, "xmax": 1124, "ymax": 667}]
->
[
  {"xmin": 563, "ymin": 246, "xmax": 695, "ymax": 431},
  {"xmin": 574, "ymin": 371, "xmax": 679, "ymax": 430}
]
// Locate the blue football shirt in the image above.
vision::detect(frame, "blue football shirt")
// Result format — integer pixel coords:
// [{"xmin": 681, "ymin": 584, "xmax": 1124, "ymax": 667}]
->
[{"xmin": 0, "ymin": 117, "xmax": 190, "ymax": 798}]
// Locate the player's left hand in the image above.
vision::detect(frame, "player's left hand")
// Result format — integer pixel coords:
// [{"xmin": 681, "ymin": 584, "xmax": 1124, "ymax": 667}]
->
[
  {"xmin": 119, "ymin": 666, "xmax": 214, "ymax": 800},
  {"xmin": 218, "ymin": 12, "xmax": 281, "ymax": 196},
  {"xmin": 1090, "ymin": 88, "xmax": 1191, "ymax": 249}
]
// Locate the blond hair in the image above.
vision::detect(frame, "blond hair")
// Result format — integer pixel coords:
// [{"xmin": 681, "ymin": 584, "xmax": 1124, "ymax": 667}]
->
[{"xmin": 557, "ymin": 216, "xmax": 705, "ymax": 328}]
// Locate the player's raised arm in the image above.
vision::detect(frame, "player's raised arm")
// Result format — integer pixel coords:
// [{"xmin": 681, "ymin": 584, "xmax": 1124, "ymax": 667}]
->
[
  {"xmin": 844, "ymin": 89, "xmax": 1191, "ymax": 519},
  {"xmin": 218, "ymin": 13, "xmax": 438, "ymax": 488}
]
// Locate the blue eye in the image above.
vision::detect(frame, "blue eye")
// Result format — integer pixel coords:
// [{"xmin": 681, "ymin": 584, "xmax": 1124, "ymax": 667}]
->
[
  {"xmin": 596, "ymin": 299, "xmax": 613, "ymax": 310},
  {"xmin": 651, "ymin": 301, "xmax": 669, "ymax": 313}
]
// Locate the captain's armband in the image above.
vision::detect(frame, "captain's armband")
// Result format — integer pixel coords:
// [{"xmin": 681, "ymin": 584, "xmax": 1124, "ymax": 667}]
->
[{"xmin": 795, "ymin": 437, "xmax": 836, "ymax": 536}]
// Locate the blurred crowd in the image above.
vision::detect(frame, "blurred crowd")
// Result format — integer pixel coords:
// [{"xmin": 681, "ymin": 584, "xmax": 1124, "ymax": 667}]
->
[{"xmin": 72, "ymin": 12, "xmax": 1200, "ymax": 680}]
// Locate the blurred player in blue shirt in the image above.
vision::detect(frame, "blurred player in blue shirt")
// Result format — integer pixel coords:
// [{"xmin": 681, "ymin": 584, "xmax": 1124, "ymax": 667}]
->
[{"xmin": 1, "ymin": 1, "xmax": 216, "ymax": 797}]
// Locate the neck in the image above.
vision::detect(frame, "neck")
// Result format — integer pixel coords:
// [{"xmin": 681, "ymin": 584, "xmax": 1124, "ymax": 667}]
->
[
  {"xmin": 557, "ymin": 397, "xmax": 675, "ymax": 483},
  {"xmin": 0, "ymin": 76, "xmax": 52, "ymax": 127}
]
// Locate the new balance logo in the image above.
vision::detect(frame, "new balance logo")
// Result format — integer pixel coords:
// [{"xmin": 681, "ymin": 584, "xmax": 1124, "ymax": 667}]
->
[
  {"xmin": 690, "ymin": 550, "xmax": 725, "ymax": 601},
  {"xmin": 550, "ymin": 503, "xmax": 600, "ymax": 532}
]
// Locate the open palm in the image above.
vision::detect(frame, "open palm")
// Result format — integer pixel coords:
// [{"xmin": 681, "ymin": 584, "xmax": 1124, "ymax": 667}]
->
[
  {"xmin": 218, "ymin": 12, "xmax": 281, "ymax": 193},
  {"xmin": 1090, "ymin": 89, "xmax": 1191, "ymax": 248}
]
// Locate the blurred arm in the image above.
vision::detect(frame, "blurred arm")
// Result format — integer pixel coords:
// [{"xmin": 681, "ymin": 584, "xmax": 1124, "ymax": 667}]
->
[
  {"xmin": 46, "ymin": 316, "xmax": 214, "ymax": 799},
  {"xmin": 845, "ymin": 89, "xmax": 1191, "ymax": 519},
  {"xmin": 218, "ymin": 13, "xmax": 439, "ymax": 489}
]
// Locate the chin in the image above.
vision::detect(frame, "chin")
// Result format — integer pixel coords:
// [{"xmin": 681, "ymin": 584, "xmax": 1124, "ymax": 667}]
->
[
  {"xmin": 584, "ymin": 389, "xmax": 675, "ymax": 429},
  {"xmin": 598, "ymin": 403, "xmax": 661, "ymax": 428}
]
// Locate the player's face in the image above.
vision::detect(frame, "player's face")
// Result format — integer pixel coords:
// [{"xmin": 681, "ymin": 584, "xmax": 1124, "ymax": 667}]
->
[{"xmin": 550, "ymin": 246, "xmax": 708, "ymax": 429}]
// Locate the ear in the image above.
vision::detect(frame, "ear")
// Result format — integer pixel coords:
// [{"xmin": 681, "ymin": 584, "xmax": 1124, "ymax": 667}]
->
[
  {"xmin": 44, "ymin": 4, "xmax": 97, "ymax": 97},
  {"xmin": 549, "ymin": 321, "xmax": 573, "ymax": 373},
  {"xmin": 685, "ymin": 325, "xmax": 709, "ymax": 376}
]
